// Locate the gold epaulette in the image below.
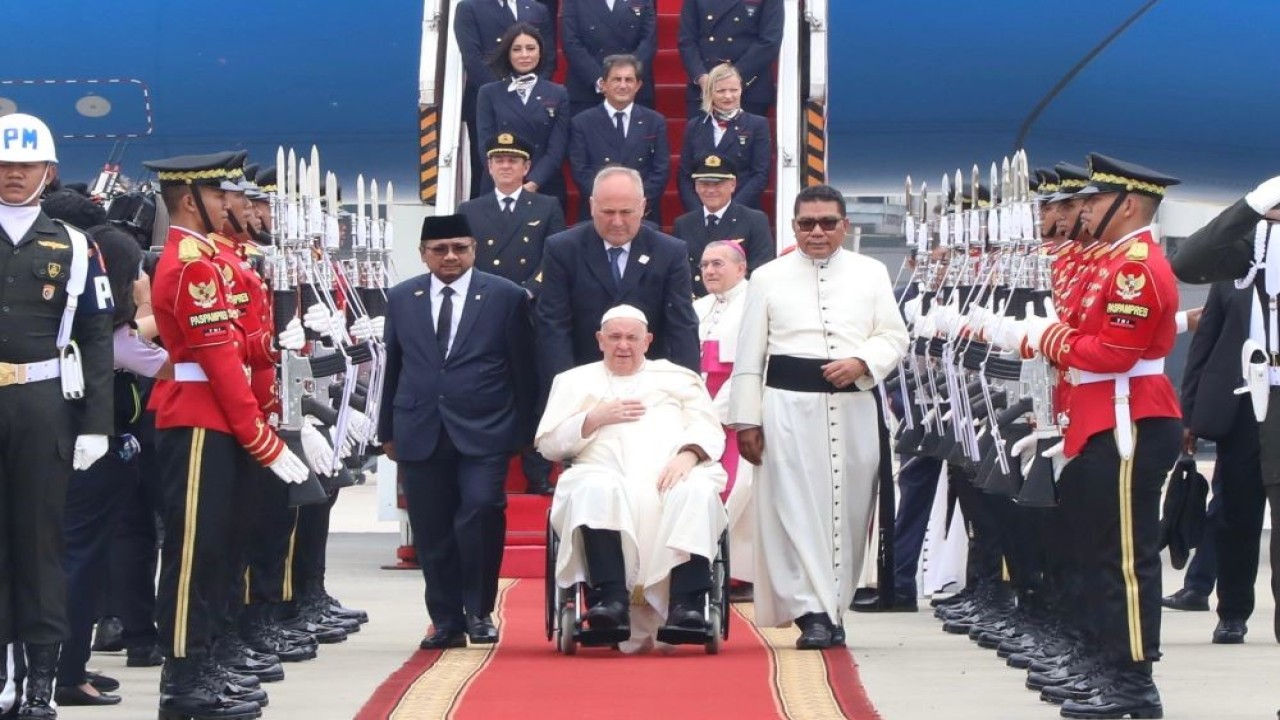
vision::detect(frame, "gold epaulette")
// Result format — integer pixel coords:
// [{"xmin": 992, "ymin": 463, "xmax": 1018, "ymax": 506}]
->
[
  {"xmin": 178, "ymin": 236, "xmax": 209, "ymax": 263},
  {"xmin": 1126, "ymin": 242, "xmax": 1149, "ymax": 261}
]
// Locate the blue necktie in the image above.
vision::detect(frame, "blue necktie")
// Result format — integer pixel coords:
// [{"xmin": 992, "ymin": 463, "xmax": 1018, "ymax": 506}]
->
[
  {"xmin": 437, "ymin": 286, "xmax": 454, "ymax": 358},
  {"xmin": 607, "ymin": 246, "xmax": 624, "ymax": 285}
]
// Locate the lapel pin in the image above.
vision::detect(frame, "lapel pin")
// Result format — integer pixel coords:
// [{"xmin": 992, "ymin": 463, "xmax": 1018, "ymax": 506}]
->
[
  {"xmin": 528, "ymin": 220, "xmax": 541, "ymax": 226},
  {"xmin": 638, "ymin": 254, "xmax": 650, "ymax": 265},
  {"xmin": 414, "ymin": 290, "xmax": 425, "ymax": 296},
  {"xmin": 474, "ymin": 294, "xmax": 482, "ymax": 300}
]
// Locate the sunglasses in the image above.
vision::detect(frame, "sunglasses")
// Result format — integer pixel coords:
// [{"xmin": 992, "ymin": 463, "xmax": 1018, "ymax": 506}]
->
[
  {"xmin": 424, "ymin": 242, "xmax": 475, "ymax": 256},
  {"xmin": 794, "ymin": 216, "xmax": 843, "ymax": 232}
]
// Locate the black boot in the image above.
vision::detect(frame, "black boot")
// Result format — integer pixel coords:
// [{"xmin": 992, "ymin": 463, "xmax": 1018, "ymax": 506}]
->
[
  {"xmin": 1060, "ymin": 661, "xmax": 1162, "ymax": 719},
  {"xmin": 17, "ymin": 644, "xmax": 59, "ymax": 719},
  {"xmin": 198, "ymin": 656, "xmax": 268, "ymax": 708},
  {"xmin": 212, "ymin": 636, "xmax": 284, "ymax": 683},
  {"xmin": 158, "ymin": 657, "xmax": 261, "ymax": 720}
]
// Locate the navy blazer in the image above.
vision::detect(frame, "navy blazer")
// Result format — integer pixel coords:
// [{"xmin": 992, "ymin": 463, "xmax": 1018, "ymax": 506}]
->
[
  {"xmin": 454, "ymin": 0, "xmax": 556, "ymax": 92},
  {"xmin": 568, "ymin": 103, "xmax": 670, "ymax": 202},
  {"xmin": 561, "ymin": 0, "xmax": 657, "ymax": 109},
  {"xmin": 535, "ymin": 223, "xmax": 700, "ymax": 386},
  {"xmin": 477, "ymin": 78, "xmax": 570, "ymax": 192},
  {"xmin": 459, "ymin": 190, "xmax": 566, "ymax": 296},
  {"xmin": 378, "ymin": 271, "xmax": 537, "ymax": 462},
  {"xmin": 1180, "ymin": 280, "xmax": 1251, "ymax": 441},
  {"xmin": 671, "ymin": 201, "xmax": 775, "ymax": 296},
  {"xmin": 677, "ymin": 0, "xmax": 784, "ymax": 109},
  {"xmin": 677, "ymin": 112, "xmax": 771, "ymax": 212}
]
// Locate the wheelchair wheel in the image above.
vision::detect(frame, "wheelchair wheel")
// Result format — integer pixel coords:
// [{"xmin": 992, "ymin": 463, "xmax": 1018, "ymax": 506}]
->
[
  {"xmin": 557, "ymin": 605, "xmax": 578, "ymax": 655},
  {"xmin": 544, "ymin": 512, "xmax": 558, "ymax": 641},
  {"xmin": 717, "ymin": 532, "xmax": 731, "ymax": 641},
  {"xmin": 705, "ymin": 606, "xmax": 722, "ymax": 655}
]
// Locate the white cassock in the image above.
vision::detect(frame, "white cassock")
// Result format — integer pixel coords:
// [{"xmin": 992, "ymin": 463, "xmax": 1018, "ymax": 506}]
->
[
  {"xmin": 694, "ymin": 279, "xmax": 755, "ymax": 582},
  {"xmin": 536, "ymin": 360, "xmax": 728, "ymax": 632},
  {"xmin": 728, "ymin": 249, "xmax": 908, "ymax": 628}
]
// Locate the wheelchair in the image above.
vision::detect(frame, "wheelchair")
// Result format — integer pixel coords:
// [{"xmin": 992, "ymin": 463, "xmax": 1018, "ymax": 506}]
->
[{"xmin": 544, "ymin": 514, "xmax": 731, "ymax": 655}]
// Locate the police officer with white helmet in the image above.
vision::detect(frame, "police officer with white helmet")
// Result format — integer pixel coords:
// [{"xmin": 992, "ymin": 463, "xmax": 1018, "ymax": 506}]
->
[{"xmin": 0, "ymin": 112, "xmax": 115, "ymax": 719}]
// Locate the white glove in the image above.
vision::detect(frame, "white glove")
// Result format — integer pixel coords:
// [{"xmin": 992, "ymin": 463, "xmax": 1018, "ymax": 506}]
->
[
  {"xmin": 329, "ymin": 423, "xmax": 358, "ymax": 458},
  {"xmin": 300, "ymin": 423, "xmax": 336, "ymax": 476},
  {"xmin": 989, "ymin": 316, "xmax": 1028, "ymax": 352},
  {"xmin": 1009, "ymin": 431, "xmax": 1037, "ymax": 477},
  {"xmin": 932, "ymin": 304, "xmax": 957, "ymax": 338},
  {"xmin": 267, "ymin": 448, "xmax": 310, "ymax": 484},
  {"xmin": 277, "ymin": 317, "xmax": 306, "ymax": 351},
  {"xmin": 72, "ymin": 434, "xmax": 110, "ymax": 471},
  {"xmin": 903, "ymin": 296, "xmax": 923, "ymax": 326},
  {"xmin": 966, "ymin": 305, "xmax": 989, "ymax": 334},
  {"xmin": 1024, "ymin": 301, "xmax": 1059, "ymax": 353},
  {"xmin": 371, "ymin": 316, "xmax": 385, "ymax": 340},
  {"xmin": 345, "ymin": 409, "xmax": 373, "ymax": 445},
  {"xmin": 1245, "ymin": 175, "xmax": 1280, "ymax": 215},
  {"xmin": 303, "ymin": 303, "xmax": 345, "ymax": 339},
  {"xmin": 349, "ymin": 316, "xmax": 375, "ymax": 342}
]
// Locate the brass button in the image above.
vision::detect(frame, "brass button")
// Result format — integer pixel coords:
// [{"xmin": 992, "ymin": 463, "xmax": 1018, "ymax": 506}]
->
[
  {"xmin": 519, "ymin": 258, "xmax": 527, "ymax": 265},
  {"xmin": 493, "ymin": 259, "xmax": 501, "ymax": 266},
  {"xmin": 487, "ymin": 239, "xmax": 495, "ymax": 245},
  {"xmin": 523, "ymin": 237, "xmax": 529, "ymax": 243},
  {"xmin": 708, "ymin": 36, "xmax": 715, "ymax": 42},
  {"xmin": 706, "ymin": 14, "xmax": 713, "ymax": 20}
]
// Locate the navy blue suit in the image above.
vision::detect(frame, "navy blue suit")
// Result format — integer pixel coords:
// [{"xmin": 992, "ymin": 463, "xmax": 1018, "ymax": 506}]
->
[
  {"xmin": 477, "ymin": 78, "xmax": 570, "ymax": 208},
  {"xmin": 568, "ymin": 103, "xmax": 670, "ymax": 222},
  {"xmin": 561, "ymin": 0, "xmax": 657, "ymax": 115},
  {"xmin": 677, "ymin": 0, "xmax": 784, "ymax": 117},
  {"xmin": 459, "ymin": 190, "xmax": 566, "ymax": 297},
  {"xmin": 678, "ymin": 112, "xmax": 771, "ymax": 212},
  {"xmin": 671, "ymin": 200, "xmax": 774, "ymax": 296},
  {"xmin": 454, "ymin": 0, "xmax": 557, "ymax": 196},
  {"xmin": 379, "ymin": 270, "xmax": 536, "ymax": 628},
  {"xmin": 535, "ymin": 223, "xmax": 700, "ymax": 388}
]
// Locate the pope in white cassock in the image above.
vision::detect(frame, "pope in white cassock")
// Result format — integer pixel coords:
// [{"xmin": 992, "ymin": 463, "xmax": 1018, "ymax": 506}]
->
[
  {"xmin": 536, "ymin": 305, "xmax": 728, "ymax": 652},
  {"xmin": 729, "ymin": 185, "xmax": 908, "ymax": 649},
  {"xmin": 693, "ymin": 241, "xmax": 755, "ymax": 587}
]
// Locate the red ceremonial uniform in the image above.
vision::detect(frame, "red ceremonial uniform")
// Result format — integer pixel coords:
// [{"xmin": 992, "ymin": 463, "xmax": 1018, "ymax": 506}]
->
[
  {"xmin": 149, "ymin": 227, "xmax": 284, "ymax": 465},
  {"xmin": 210, "ymin": 233, "xmax": 280, "ymax": 415},
  {"xmin": 1035, "ymin": 227, "xmax": 1181, "ymax": 458}
]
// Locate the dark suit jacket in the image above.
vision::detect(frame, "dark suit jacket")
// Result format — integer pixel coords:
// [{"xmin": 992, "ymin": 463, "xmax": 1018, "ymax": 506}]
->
[
  {"xmin": 677, "ymin": 0, "xmax": 783, "ymax": 110},
  {"xmin": 460, "ymin": 190, "xmax": 566, "ymax": 296},
  {"xmin": 1181, "ymin": 281, "xmax": 1251, "ymax": 441},
  {"xmin": 378, "ymin": 270, "xmax": 536, "ymax": 462},
  {"xmin": 536, "ymin": 223, "xmax": 700, "ymax": 385},
  {"xmin": 671, "ymin": 201, "xmax": 775, "ymax": 296},
  {"xmin": 561, "ymin": 0, "xmax": 657, "ymax": 109},
  {"xmin": 1172, "ymin": 198, "xmax": 1261, "ymax": 285},
  {"xmin": 477, "ymin": 78, "xmax": 570, "ymax": 192},
  {"xmin": 678, "ymin": 112, "xmax": 771, "ymax": 212},
  {"xmin": 454, "ymin": 0, "xmax": 556, "ymax": 92},
  {"xmin": 568, "ymin": 103, "xmax": 669, "ymax": 204}
]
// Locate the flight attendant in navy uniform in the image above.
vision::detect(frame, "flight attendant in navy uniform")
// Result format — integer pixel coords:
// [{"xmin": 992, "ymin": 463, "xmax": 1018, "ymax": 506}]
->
[
  {"xmin": 568, "ymin": 54, "xmax": 670, "ymax": 224},
  {"xmin": 677, "ymin": 0, "xmax": 784, "ymax": 118},
  {"xmin": 454, "ymin": 0, "xmax": 556, "ymax": 197},
  {"xmin": 0, "ymin": 113, "xmax": 115, "ymax": 719},
  {"xmin": 459, "ymin": 133, "xmax": 565, "ymax": 495},
  {"xmin": 477, "ymin": 23, "xmax": 570, "ymax": 212},
  {"xmin": 677, "ymin": 63, "xmax": 771, "ymax": 213},
  {"xmin": 561, "ymin": 0, "xmax": 657, "ymax": 117}
]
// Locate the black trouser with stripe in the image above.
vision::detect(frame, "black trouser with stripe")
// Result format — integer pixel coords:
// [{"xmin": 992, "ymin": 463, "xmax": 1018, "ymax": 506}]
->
[
  {"xmin": 291, "ymin": 491, "xmax": 337, "ymax": 603},
  {"xmin": 247, "ymin": 461, "xmax": 298, "ymax": 605},
  {"xmin": 155, "ymin": 427, "xmax": 246, "ymax": 658},
  {"xmin": 0, "ymin": 380, "xmax": 75, "ymax": 645},
  {"xmin": 1064, "ymin": 418, "xmax": 1180, "ymax": 663},
  {"xmin": 221, "ymin": 459, "xmax": 261, "ymax": 633}
]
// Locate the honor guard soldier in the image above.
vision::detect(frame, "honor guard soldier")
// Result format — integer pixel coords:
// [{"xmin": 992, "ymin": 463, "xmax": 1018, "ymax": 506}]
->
[
  {"xmin": 567, "ymin": 54, "xmax": 670, "ymax": 223},
  {"xmin": 0, "ymin": 113, "xmax": 115, "ymax": 719},
  {"xmin": 145, "ymin": 152, "xmax": 309, "ymax": 720},
  {"xmin": 677, "ymin": 0, "xmax": 784, "ymax": 118},
  {"xmin": 1006, "ymin": 153, "xmax": 1183, "ymax": 719},
  {"xmin": 561, "ymin": 0, "xmax": 658, "ymax": 117},
  {"xmin": 671, "ymin": 154, "xmax": 774, "ymax": 296}
]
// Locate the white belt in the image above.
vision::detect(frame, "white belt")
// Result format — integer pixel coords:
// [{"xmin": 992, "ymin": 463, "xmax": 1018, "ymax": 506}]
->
[
  {"xmin": 1070, "ymin": 358, "xmax": 1165, "ymax": 461},
  {"xmin": 174, "ymin": 362, "xmax": 209, "ymax": 382},
  {"xmin": 0, "ymin": 358, "xmax": 61, "ymax": 387}
]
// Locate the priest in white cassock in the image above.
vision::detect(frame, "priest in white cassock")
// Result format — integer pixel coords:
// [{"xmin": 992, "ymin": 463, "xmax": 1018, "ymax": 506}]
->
[
  {"xmin": 693, "ymin": 240, "xmax": 756, "ymax": 592},
  {"xmin": 729, "ymin": 185, "xmax": 908, "ymax": 650},
  {"xmin": 536, "ymin": 305, "xmax": 728, "ymax": 653}
]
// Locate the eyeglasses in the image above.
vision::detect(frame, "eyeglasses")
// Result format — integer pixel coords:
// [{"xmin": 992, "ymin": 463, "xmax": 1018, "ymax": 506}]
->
[
  {"xmin": 424, "ymin": 242, "xmax": 475, "ymax": 256},
  {"xmin": 794, "ymin": 216, "xmax": 843, "ymax": 232}
]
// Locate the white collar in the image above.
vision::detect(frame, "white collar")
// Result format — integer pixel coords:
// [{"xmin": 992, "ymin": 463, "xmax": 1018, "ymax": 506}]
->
[
  {"xmin": 1108, "ymin": 224, "xmax": 1155, "ymax": 251},
  {"xmin": 430, "ymin": 268, "xmax": 474, "ymax": 298},
  {"xmin": 796, "ymin": 246, "xmax": 841, "ymax": 266},
  {"xmin": 703, "ymin": 203, "xmax": 731, "ymax": 221},
  {"xmin": 496, "ymin": 187, "xmax": 524, "ymax": 205},
  {"xmin": 713, "ymin": 278, "xmax": 749, "ymax": 303},
  {"xmin": 603, "ymin": 240, "xmax": 632, "ymax": 254},
  {"xmin": 604, "ymin": 101, "xmax": 634, "ymax": 117}
]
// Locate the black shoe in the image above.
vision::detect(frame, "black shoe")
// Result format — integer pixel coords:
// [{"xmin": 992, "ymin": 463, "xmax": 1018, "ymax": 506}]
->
[
  {"xmin": 91, "ymin": 616, "xmax": 125, "ymax": 652},
  {"xmin": 1160, "ymin": 588, "xmax": 1209, "ymax": 612},
  {"xmin": 831, "ymin": 625, "xmax": 846, "ymax": 646},
  {"xmin": 17, "ymin": 643, "xmax": 59, "ymax": 719},
  {"xmin": 419, "ymin": 629, "xmax": 467, "ymax": 650},
  {"xmin": 796, "ymin": 622, "xmax": 834, "ymax": 650},
  {"xmin": 127, "ymin": 645, "xmax": 165, "ymax": 667},
  {"xmin": 1212, "ymin": 618, "xmax": 1247, "ymax": 644},
  {"xmin": 54, "ymin": 685, "xmax": 122, "ymax": 706},
  {"xmin": 465, "ymin": 615, "xmax": 499, "ymax": 644},
  {"xmin": 1060, "ymin": 666, "xmax": 1162, "ymax": 719},
  {"xmin": 525, "ymin": 476, "xmax": 554, "ymax": 495},
  {"xmin": 280, "ymin": 617, "xmax": 347, "ymax": 644},
  {"xmin": 585, "ymin": 600, "xmax": 630, "ymax": 631},
  {"xmin": 666, "ymin": 605, "xmax": 708, "ymax": 630},
  {"xmin": 159, "ymin": 658, "xmax": 262, "ymax": 720},
  {"xmin": 86, "ymin": 670, "xmax": 120, "ymax": 692},
  {"xmin": 325, "ymin": 593, "xmax": 369, "ymax": 624},
  {"xmin": 852, "ymin": 594, "xmax": 918, "ymax": 613}
]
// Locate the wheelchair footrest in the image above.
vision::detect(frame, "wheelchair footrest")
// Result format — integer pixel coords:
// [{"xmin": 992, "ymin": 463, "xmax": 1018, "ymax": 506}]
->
[
  {"xmin": 577, "ymin": 627, "xmax": 632, "ymax": 646},
  {"xmin": 656, "ymin": 624, "xmax": 713, "ymax": 646}
]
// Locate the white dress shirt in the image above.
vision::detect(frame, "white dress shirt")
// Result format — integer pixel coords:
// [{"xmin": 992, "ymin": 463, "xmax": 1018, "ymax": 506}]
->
[
  {"xmin": 604, "ymin": 101, "xmax": 634, "ymax": 137},
  {"xmin": 430, "ymin": 268, "xmax": 473, "ymax": 356}
]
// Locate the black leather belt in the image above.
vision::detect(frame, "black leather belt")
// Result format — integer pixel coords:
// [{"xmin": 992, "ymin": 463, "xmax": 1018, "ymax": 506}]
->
[{"xmin": 765, "ymin": 355, "xmax": 863, "ymax": 394}]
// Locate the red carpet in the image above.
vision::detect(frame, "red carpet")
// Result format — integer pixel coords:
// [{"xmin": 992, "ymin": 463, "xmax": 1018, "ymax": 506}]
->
[{"xmin": 356, "ymin": 580, "xmax": 881, "ymax": 720}]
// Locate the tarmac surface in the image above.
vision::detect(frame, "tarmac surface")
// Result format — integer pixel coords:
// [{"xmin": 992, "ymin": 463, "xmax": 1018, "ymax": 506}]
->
[{"xmin": 60, "ymin": 483, "xmax": 1279, "ymax": 720}]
